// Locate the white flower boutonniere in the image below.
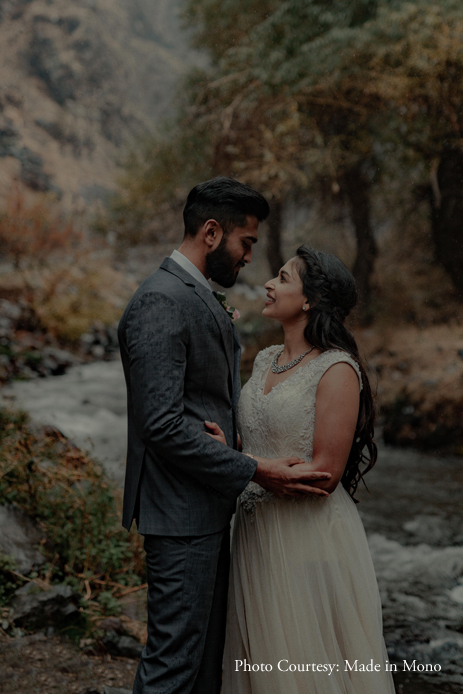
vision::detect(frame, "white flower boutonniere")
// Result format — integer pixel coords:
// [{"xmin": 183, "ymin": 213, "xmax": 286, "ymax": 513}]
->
[{"xmin": 215, "ymin": 291, "xmax": 240, "ymax": 321}]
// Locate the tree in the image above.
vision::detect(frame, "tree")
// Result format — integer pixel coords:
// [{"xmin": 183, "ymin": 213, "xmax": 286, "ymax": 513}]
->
[
  {"xmin": 330, "ymin": 1, "xmax": 463, "ymax": 296},
  {"xmin": 178, "ymin": 0, "xmax": 387, "ymax": 317}
]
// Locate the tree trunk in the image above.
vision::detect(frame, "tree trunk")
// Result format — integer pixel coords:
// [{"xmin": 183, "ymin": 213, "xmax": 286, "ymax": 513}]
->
[
  {"xmin": 430, "ymin": 148, "xmax": 463, "ymax": 299},
  {"xmin": 266, "ymin": 200, "xmax": 284, "ymax": 278},
  {"xmin": 342, "ymin": 164, "xmax": 377, "ymax": 322}
]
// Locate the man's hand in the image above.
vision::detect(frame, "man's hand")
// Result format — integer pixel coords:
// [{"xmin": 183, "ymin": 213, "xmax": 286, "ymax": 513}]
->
[{"xmin": 252, "ymin": 457, "xmax": 331, "ymax": 498}]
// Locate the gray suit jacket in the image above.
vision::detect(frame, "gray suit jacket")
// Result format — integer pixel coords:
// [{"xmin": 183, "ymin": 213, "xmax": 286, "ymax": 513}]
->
[{"xmin": 118, "ymin": 257, "xmax": 257, "ymax": 535}]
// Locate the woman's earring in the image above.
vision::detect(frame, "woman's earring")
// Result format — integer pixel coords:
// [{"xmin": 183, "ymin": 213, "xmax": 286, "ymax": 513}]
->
[{"xmin": 302, "ymin": 306, "xmax": 307, "ymax": 311}]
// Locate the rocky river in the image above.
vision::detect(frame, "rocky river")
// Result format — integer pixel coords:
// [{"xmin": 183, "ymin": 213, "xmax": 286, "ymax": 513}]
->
[{"xmin": 1, "ymin": 358, "xmax": 463, "ymax": 694}]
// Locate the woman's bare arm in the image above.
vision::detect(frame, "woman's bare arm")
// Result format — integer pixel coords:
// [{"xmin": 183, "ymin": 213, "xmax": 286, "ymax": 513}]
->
[{"xmin": 300, "ymin": 362, "xmax": 360, "ymax": 494}]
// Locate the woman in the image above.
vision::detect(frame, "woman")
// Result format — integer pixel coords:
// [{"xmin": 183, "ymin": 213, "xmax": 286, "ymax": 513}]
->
[{"xmin": 210, "ymin": 246, "xmax": 395, "ymax": 693}]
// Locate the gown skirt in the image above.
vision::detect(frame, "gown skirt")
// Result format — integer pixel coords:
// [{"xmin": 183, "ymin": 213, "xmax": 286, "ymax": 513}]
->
[{"xmin": 222, "ymin": 487, "xmax": 396, "ymax": 694}]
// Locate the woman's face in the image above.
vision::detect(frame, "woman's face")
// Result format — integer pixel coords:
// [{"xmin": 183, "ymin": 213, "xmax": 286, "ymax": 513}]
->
[{"xmin": 263, "ymin": 257, "xmax": 309, "ymax": 323}]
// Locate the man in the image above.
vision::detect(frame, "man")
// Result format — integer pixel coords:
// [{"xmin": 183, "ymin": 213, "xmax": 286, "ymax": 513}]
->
[{"xmin": 118, "ymin": 177, "xmax": 331, "ymax": 694}]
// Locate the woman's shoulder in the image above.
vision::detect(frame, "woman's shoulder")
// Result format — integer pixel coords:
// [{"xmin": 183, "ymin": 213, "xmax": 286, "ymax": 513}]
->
[
  {"xmin": 255, "ymin": 344, "xmax": 281, "ymax": 363},
  {"xmin": 252, "ymin": 344, "xmax": 281, "ymax": 373},
  {"xmin": 316, "ymin": 349, "xmax": 363, "ymax": 391}
]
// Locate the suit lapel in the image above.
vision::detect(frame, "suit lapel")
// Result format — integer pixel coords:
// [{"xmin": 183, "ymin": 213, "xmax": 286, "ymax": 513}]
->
[
  {"xmin": 160, "ymin": 257, "xmax": 235, "ymax": 385},
  {"xmin": 231, "ymin": 323, "xmax": 242, "ymax": 410},
  {"xmin": 194, "ymin": 284, "xmax": 234, "ymax": 381}
]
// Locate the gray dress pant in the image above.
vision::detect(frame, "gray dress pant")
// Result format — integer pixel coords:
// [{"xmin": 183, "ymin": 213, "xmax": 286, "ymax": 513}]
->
[{"xmin": 132, "ymin": 525, "xmax": 230, "ymax": 694}]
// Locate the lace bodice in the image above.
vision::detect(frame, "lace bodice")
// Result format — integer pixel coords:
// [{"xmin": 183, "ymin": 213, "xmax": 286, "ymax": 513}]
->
[{"xmin": 238, "ymin": 346, "xmax": 362, "ymax": 513}]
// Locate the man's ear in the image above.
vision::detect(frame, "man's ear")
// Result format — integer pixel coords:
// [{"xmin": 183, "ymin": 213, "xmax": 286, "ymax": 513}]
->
[{"xmin": 203, "ymin": 219, "xmax": 223, "ymax": 248}]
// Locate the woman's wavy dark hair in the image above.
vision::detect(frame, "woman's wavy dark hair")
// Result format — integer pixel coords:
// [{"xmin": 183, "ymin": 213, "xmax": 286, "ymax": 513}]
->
[{"xmin": 295, "ymin": 245, "xmax": 377, "ymax": 501}]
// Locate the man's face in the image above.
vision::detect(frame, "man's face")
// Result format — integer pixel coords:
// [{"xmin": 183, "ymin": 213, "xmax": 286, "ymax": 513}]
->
[{"xmin": 205, "ymin": 215, "xmax": 259, "ymax": 288}]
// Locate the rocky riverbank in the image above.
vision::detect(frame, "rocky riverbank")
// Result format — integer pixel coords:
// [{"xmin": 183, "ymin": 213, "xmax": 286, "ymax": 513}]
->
[
  {"xmin": 0, "ymin": 297, "xmax": 120, "ymax": 384},
  {"xmin": 1, "ymin": 361, "xmax": 462, "ymax": 683},
  {"xmin": 1, "ymin": 305, "xmax": 462, "ymax": 694}
]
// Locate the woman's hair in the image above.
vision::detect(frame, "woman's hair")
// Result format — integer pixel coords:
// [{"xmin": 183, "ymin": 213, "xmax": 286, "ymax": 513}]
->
[{"xmin": 295, "ymin": 245, "xmax": 377, "ymax": 501}]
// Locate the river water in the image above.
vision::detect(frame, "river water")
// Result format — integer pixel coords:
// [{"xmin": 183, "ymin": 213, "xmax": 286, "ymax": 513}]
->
[{"xmin": 1, "ymin": 359, "xmax": 462, "ymax": 693}]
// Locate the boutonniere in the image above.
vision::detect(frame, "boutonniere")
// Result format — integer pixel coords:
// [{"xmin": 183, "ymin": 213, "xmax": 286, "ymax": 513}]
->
[{"xmin": 215, "ymin": 291, "xmax": 240, "ymax": 321}]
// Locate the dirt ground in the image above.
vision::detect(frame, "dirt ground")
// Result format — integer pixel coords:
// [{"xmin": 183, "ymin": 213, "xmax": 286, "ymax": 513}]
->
[{"xmin": 0, "ymin": 632, "xmax": 138, "ymax": 694}]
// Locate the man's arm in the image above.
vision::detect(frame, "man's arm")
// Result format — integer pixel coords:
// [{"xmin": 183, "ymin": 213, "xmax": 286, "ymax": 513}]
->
[{"xmin": 125, "ymin": 290, "xmax": 256, "ymax": 502}]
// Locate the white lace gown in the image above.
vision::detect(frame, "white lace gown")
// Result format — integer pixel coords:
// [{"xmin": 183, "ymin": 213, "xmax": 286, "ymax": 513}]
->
[{"xmin": 222, "ymin": 347, "xmax": 396, "ymax": 694}]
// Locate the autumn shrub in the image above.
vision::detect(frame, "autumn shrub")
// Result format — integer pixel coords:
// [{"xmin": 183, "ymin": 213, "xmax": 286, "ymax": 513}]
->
[
  {"xmin": 0, "ymin": 407, "xmax": 145, "ymax": 616},
  {"xmin": 0, "ymin": 190, "xmax": 134, "ymax": 342},
  {"xmin": 0, "ymin": 192, "xmax": 81, "ymax": 269}
]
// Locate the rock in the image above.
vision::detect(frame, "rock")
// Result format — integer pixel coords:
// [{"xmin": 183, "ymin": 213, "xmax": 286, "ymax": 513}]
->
[
  {"xmin": 81, "ymin": 688, "xmax": 132, "ymax": 694},
  {"xmin": 0, "ymin": 316, "xmax": 13, "ymax": 337},
  {"xmin": 91, "ymin": 345, "xmax": 105, "ymax": 359},
  {"xmin": 0, "ymin": 300, "xmax": 22, "ymax": 321},
  {"xmin": 0, "ymin": 505, "xmax": 45, "ymax": 574},
  {"xmin": 403, "ymin": 515, "xmax": 449, "ymax": 545},
  {"xmin": 18, "ymin": 147, "xmax": 61, "ymax": 196},
  {"xmin": 449, "ymin": 585, "xmax": 463, "ymax": 605},
  {"xmin": 0, "ymin": 121, "xmax": 20, "ymax": 157},
  {"xmin": 428, "ymin": 637, "xmax": 463, "ymax": 664},
  {"xmin": 80, "ymin": 333, "xmax": 94, "ymax": 348},
  {"xmin": 28, "ymin": 22, "xmax": 76, "ymax": 106},
  {"xmin": 40, "ymin": 346, "xmax": 79, "ymax": 376},
  {"xmin": 57, "ymin": 658, "xmax": 86, "ymax": 673},
  {"xmin": 10, "ymin": 583, "xmax": 82, "ymax": 631},
  {"xmin": 79, "ymin": 321, "xmax": 119, "ymax": 359},
  {"xmin": 99, "ymin": 617, "xmax": 123, "ymax": 633},
  {"xmin": 102, "ymin": 631, "xmax": 143, "ymax": 659}
]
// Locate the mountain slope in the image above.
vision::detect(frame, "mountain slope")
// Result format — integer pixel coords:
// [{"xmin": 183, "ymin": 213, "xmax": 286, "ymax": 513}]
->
[{"xmin": 0, "ymin": 0, "xmax": 197, "ymax": 209}]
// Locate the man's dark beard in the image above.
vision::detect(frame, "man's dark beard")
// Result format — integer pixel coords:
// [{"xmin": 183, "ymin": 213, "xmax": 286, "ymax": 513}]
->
[{"xmin": 205, "ymin": 237, "xmax": 242, "ymax": 288}]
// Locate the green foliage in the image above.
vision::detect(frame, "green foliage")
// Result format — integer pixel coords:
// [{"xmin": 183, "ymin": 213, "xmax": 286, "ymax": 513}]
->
[
  {"xmin": 111, "ymin": 124, "xmax": 214, "ymax": 241},
  {"xmin": 97, "ymin": 591, "xmax": 122, "ymax": 617},
  {"xmin": 0, "ymin": 553, "xmax": 25, "ymax": 606},
  {"xmin": 350, "ymin": 1, "xmax": 463, "ymax": 156},
  {"xmin": 237, "ymin": 0, "xmax": 380, "ymax": 86},
  {"xmin": 0, "ymin": 408, "xmax": 145, "ymax": 609},
  {"xmin": 182, "ymin": 0, "xmax": 279, "ymax": 62}
]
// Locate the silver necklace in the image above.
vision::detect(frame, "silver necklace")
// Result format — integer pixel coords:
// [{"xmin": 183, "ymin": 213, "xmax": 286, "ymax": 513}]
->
[{"xmin": 271, "ymin": 345, "xmax": 314, "ymax": 374}]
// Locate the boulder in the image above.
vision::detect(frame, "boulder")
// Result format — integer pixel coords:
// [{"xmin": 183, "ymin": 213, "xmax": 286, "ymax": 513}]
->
[
  {"xmin": 102, "ymin": 631, "xmax": 143, "ymax": 659},
  {"xmin": 81, "ymin": 688, "xmax": 132, "ymax": 694},
  {"xmin": 10, "ymin": 583, "xmax": 82, "ymax": 631},
  {"xmin": 0, "ymin": 505, "xmax": 45, "ymax": 574}
]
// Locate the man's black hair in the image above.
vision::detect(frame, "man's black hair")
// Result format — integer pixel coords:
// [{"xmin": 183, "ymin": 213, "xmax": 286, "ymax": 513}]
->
[{"xmin": 183, "ymin": 177, "xmax": 270, "ymax": 237}]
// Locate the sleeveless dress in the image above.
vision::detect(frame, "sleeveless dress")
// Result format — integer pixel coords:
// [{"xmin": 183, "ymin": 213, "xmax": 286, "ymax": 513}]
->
[{"xmin": 222, "ymin": 347, "xmax": 395, "ymax": 694}]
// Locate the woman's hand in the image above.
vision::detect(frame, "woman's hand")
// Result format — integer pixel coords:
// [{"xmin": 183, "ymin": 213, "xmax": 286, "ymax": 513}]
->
[{"xmin": 205, "ymin": 421, "xmax": 227, "ymax": 446}]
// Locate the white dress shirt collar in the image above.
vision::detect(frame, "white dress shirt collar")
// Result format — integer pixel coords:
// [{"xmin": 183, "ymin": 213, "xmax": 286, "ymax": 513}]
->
[{"xmin": 170, "ymin": 249, "xmax": 213, "ymax": 292}]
